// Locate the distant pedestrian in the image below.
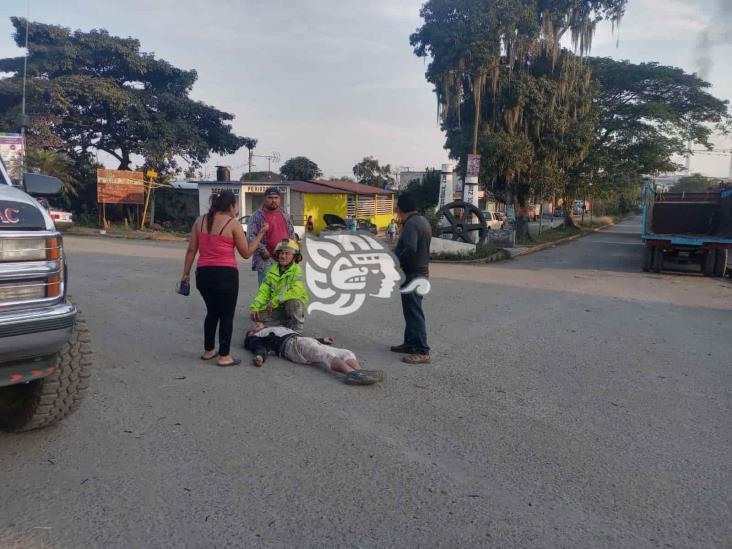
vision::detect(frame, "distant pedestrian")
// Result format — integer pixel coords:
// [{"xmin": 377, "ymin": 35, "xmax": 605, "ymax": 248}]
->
[
  {"xmin": 386, "ymin": 218, "xmax": 397, "ymax": 243},
  {"xmin": 247, "ymin": 187, "xmax": 294, "ymax": 285},
  {"xmin": 390, "ymin": 193, "xmax": 432, "ymax": 364},
  {"xmin": 306, "ymin": 215, "xmax": 314, "ymax": 233},
  {"xmin": 181, "ymin": 190, "xmax": 268, "ymax": 366}
]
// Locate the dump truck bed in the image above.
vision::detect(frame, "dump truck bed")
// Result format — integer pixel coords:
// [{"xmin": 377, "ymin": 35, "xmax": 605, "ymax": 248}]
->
[{"xmin": 642, "ymin": 183, "xmax": 732, "ymax": 246}]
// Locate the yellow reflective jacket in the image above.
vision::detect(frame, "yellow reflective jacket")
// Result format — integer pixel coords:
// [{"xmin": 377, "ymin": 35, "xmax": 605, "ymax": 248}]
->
[{"xmin": 250, "ymin": 262, "xmax": 308, "ymax": 312}]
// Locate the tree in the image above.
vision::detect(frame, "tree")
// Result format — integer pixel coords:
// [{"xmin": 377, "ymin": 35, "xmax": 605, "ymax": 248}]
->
[
  {"xmin": 279, "ymin": 156, "xmax": 322, "ymax": 180},
  {"xmin": 242, "ymin": 137, "xmax": 258, "ymax": 174},
  {"xmin": 240, "ymin": 171, "xmax": 283, "ymax": 182},
  {"xmin": 672, "ymin": 174, "xmax": 714, "ymax": 193},
  {"xmin": 411, "ymin": 0, "xmax": 627, "ymax": 235},
  {"xmin": 352, "ymin": 156, "xmax": 393, "ymax": 187},
  {"xmin": 405, "ymin": 169, "xmax": 441, "ymax": 211},
  {"xmin": 0, "ymin": 17, "xmax": 246, "ymax": 175},
  {"xmin": 583, "ymin": 58, "xmax": 730, "ymax": 181},
  {"xmin": 25, "ymin": 147, "xmax": 79, "ymax": 203}
]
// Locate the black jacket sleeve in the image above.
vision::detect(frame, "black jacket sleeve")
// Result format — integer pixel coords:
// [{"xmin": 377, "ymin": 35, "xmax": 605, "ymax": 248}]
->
[{"xmin": 244, "ymin": 334, "xmax": 269, "ymax": 362}]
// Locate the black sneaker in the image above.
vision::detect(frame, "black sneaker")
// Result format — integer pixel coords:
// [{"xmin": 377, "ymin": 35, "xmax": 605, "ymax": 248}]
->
[
  {"xmin": 390, "ymin": 344, "xmax": 415, "ymax": 354},
  {"xmin": 344, "ymin": 370, "xmax": 385, "ymax": 385}
]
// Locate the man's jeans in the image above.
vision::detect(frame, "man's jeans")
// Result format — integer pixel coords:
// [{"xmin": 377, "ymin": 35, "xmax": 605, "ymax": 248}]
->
[
  {"xmin": 401, "ymin": 290, "xmax": 429, "ymax": 355},
  {"xmin": 256, "ymin": 259, "xmax": 276, "ymax": 286}
]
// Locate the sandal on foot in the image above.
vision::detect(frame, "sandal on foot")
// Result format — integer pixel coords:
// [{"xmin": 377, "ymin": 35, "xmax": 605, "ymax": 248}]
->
[
  {"xmin": 217, "ymin": 357, "xmax": 242, "ymax": 367},
  {"xmin": 402, "ymin": 354, "xmax": 431, "ymax": 365},
  {"xmin": 200, "ymin": 353, "xmax": 218, "ymax": 361},
  {"xmin": 252, "ymin": 355, "xmax": 264, "ymax": 367},
  {"xmin": 344, "ymin": 369, "xmax": 384, "ymax": 386}
]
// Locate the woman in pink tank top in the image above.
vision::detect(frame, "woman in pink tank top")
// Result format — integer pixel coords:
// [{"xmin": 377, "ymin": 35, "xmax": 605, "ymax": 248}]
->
[{"xmin": 181, "ymin": 190, "xmax": 269, "ymax": 366}]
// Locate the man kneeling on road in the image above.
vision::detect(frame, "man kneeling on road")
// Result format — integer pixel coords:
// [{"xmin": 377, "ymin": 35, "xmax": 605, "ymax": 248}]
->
[
  {"xmin": 244, "ymin": 323, "xmax": 384, "ymax": 386},
  {"xmin": 250, "ymin": 238, "xmax": 308, "ymax": 330}
]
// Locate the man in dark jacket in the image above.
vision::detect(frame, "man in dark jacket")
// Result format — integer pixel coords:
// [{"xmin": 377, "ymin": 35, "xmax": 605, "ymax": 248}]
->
[{"xmin": 392, "ymin": 193, "xmax": 432, "ymax": 364}]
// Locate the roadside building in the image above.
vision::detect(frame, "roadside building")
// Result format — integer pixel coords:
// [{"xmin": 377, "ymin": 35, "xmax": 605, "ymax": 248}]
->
[{"xmin": 311, "ymin": 179, "xmax": 396, "ymax": 231}]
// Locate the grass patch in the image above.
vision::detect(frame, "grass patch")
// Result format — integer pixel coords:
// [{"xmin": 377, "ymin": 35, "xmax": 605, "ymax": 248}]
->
[
  {"xmin": 517, "ymin": 225, "xmax": 581, "ymax": 246},
  {"xmin": 430, "ymin": 241, "xmax": 504, "ymax": 261},
  {"xmin": 576, "ymin": 215, "xmax": 614, "ymax": 229}
]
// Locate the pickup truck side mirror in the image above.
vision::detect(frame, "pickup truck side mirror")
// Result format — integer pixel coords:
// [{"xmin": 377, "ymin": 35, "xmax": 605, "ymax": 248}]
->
[{"xmin": 23, "ymin": 172, "xmax": 63, "ymax": 197}]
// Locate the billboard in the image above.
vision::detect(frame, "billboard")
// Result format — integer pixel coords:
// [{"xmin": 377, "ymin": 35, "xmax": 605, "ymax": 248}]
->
[
  {"xmin": 0, "ymin": 133, "xmax": 25, "ymax": 182},
  {"xmin": 97, "ymin": 169, "xmax": 145, "ymax": 204}
]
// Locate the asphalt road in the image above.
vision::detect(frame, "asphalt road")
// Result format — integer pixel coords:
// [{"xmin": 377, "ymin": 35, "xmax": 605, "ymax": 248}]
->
[{"xmin": 1, "ymin": 218, "xmax": 730, "ymax": 548}]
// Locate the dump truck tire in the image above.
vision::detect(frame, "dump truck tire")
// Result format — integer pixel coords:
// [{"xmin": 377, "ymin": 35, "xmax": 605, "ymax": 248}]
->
[
  {"xmin": 652, "ymin": 246, "xmax": 663, "ymax": 273},
  {"xmin": 0, "ymin": 314, "xmax": 92, "ymax": 432},
  {"xmin": 642, "ymin": 244, "xmax": 653, "ymax": 272},
  {"xmin": 713, "ymin": 249, "xmax": 728, "ymax": 278}
]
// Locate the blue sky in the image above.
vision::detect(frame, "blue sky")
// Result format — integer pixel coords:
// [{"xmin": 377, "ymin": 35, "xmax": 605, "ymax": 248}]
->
[{"xmin": 1, "ymin": 0, "xmax": 730, "ymax": 178}]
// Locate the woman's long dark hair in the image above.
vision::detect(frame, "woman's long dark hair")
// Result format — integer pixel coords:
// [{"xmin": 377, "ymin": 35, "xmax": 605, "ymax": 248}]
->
[{"xmin": 206, "ymin": 190, "xmax": 237, "ymax": 233}]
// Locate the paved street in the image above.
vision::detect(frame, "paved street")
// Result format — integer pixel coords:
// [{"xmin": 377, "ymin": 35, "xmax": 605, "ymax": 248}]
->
[{"xmin": 1, "ymin": 217, "xmax": 730, "ymax": 548}]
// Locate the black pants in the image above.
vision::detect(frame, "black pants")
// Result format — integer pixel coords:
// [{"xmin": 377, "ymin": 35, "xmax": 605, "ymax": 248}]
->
[
  {"xmin": 401, "ymin": 289, "xmax": 430, "ymax": 355},
  {"xmin": 196, "ymin": 267, "xmax": 239, "ymax": 356}
]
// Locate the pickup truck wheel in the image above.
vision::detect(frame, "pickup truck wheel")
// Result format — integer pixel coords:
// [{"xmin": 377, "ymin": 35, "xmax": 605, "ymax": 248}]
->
[
  {"xmin": 642, "ymin": 244, "xmax": 653, "ymax": 272},
  {"xmin": 713, "ymin": 249, "xmax": 728, "ymax": 278},
  {"xmin": 0, "ymin": 314, "xmax": 92, "ymax": 432},
  {"xmin": 652, "ymin": 246, "xmax": 663, "ymax": 273},
  {"xmin": 702, "ymin": 250, "xmax": 715, "ymax": 276}
]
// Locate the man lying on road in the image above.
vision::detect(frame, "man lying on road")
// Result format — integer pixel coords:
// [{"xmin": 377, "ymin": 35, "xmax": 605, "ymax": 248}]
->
[{"xmin": 243, "ymin": 323, "xmax": 384, "ymax": 386}]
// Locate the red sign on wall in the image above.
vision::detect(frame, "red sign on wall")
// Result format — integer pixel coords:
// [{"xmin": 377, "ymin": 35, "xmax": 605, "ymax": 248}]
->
[{"xmin": 97, "ymin": 169, "xmax": 145, "ymax": 204}]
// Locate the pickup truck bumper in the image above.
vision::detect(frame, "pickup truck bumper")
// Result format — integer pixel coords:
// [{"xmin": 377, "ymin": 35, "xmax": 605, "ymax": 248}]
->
[{"xmin": 0, "ymin": 302, "xmax": 76, "ymax": 387}]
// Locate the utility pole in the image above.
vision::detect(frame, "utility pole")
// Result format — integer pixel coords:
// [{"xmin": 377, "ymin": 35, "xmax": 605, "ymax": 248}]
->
[{"xmin": 18, "ymin": 14, "xmax": 30, "ymax": 182}]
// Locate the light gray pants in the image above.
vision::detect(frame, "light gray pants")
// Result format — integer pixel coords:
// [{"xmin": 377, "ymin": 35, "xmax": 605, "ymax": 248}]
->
[{"xmin": 283, "ymin": 337, "xmax": 356, "ymax": 369}]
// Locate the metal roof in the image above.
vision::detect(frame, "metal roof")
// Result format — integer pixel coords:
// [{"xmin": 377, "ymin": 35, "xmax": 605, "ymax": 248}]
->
[
  {"xmin": 287, "ymin": 181, "xmax": 344, "ymax": 194},
  {"xmin": 310, "ymin": 179, "xmax": 395, "ymax": 196}
]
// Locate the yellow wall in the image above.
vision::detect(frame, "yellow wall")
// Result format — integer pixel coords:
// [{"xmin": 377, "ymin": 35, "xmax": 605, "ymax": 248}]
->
[{"xmin": 303, "ymin": 193, "xmax": 348, "ymax": 232}]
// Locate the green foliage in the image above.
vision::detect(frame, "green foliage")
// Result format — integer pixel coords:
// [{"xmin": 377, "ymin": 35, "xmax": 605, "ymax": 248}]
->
[
  {"xmin": 516, "ymin": 225, "xmax": 581, "ymax": 245},
  {"xmin": 405, "ymin": 169, "xmax": 441, "ymax": 211},
  {"xmin": 583, "ymin": 58, "xmax": 730, "ymax": 182},
  {"xmin": 240, "ymin": 171, "xmax": 283, "ymax": 182},
  {"xmin": 280, "ymin": 156, "xmax": 322, "ymax": 180},
  {"xmin": 672, "ymin": 173, "xmax": 714, "ymax": 193},
  {"xmin": 411, "ymin": 1, "xmax": 624, "ymax": 212},
  {"xmin": 0, "ymin": 17, "xmax": 246, "ymax": 176},
  {"xmin": 25, "ymin": 147, "xmax": 78, "ymax": 203},
  {"xmin": 352, "ymin": 156, "xmax": 393, "ymax": 187}
]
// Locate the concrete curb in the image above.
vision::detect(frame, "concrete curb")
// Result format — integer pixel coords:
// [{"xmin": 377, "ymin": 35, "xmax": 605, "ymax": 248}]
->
[
  {"xmin": 64, "ymin": 227, "xmax": 187, "ymax": 242},
  {"xmin": 507, "ymin": 223, "xmax": 615, "ymax": 258}
]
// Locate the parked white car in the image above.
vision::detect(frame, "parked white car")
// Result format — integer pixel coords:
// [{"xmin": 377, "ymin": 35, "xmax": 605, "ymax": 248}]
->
[
  {"xmin": 48, "ymin": 208, "xmax": 73, "ymax": 229},
  {"xmin": 35, "ymin": 198, "xmax": 73, "ymax": 229},
  {"xmin": 239, "ymin": 215, "xmax": 250, "ymax": 236},
  {"xmin": 482, "ymin": 211, "xmax": 504, "ymax": 230}
]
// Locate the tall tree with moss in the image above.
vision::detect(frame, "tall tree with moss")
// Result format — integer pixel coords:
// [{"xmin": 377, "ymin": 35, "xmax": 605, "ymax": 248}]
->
[{"xmin": 411, "ymin": 0, "xmax": 626, "ymax": 235}]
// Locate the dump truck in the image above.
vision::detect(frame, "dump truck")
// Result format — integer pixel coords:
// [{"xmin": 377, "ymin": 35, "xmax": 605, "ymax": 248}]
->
[
  {"xmin": 641, "ymin": 178, "xmax": 731, "ymax": 277},
  {"xmin": 0, "ymin": 156, "xmax": 92, "ymax": 432}
]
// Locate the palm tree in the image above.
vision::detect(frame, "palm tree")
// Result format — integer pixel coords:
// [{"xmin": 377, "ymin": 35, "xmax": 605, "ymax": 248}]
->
[
  {"xmin": 242, "ymin": 137, "xmax": 258, "ymax": 175},
  {"xmin": 25, "ymin": 148, "xmax": 79, "ymax": 201}
]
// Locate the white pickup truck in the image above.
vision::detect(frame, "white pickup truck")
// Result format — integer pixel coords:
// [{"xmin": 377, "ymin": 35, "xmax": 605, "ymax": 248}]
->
[
  {"xmin": 0, "ymin": 156, "xmax": 92, "ymax": 432},
  {"xmin": 482, "ymin": 210, "xmax": 505, "ymax": 230}
]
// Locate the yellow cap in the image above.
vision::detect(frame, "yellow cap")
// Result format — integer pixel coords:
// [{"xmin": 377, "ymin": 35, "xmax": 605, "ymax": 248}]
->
[{"xmin": 275, "ymin": 238, "xmax": 300, "ymax": 254}]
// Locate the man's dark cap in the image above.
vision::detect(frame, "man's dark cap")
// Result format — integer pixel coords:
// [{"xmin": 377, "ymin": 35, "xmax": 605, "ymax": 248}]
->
[
  {"xmin": 397, "ymin": 193, "xmax": 417, "ymax": 213},
  {"xmin": 264, "ymin": 186, "xmax": 281, "ymax": 197}
]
